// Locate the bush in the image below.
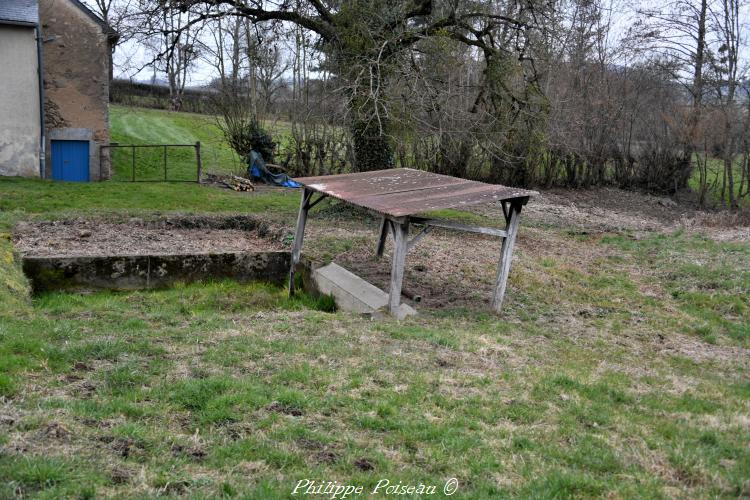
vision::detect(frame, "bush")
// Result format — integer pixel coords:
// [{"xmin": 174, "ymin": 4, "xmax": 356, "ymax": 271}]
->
[
  {"xmin": 229, "ymin": 119, "xmax": 276, "ymax": 161},
  {"xmin": 212, "ymin": 90, "xmax": 276, "ymax": 161}
]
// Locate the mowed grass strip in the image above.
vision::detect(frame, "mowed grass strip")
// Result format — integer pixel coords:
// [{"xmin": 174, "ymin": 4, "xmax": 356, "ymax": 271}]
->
[
  {"xmin": 110, "ymin": 105, "xmax": 243, "ymax": 180},
  {"xmin": 109, "ymin": 105, "xmax": 294, "ymax": 181},
  {"xmin": 0, "ymin": 176, "xmax": 298, "ymax": 216}
]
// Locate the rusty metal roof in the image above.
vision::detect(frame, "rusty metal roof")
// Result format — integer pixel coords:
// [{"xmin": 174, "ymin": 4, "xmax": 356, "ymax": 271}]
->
[{"xmin": 294, "ymin": 168, "xmax": 537, "ymax": 218}]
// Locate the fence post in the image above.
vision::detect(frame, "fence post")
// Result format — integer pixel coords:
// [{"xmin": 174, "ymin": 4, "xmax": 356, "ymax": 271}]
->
[
  {"xmin": 131, "ymin": 145, "xmax": 136, "ymax": 182},
  {"xmin": 164, "ymin": 145, "xmax": 168, "ymax": 181},
  {"xmin": 195, "ymin": 141, "xmax": 202, "ymax": 184}
]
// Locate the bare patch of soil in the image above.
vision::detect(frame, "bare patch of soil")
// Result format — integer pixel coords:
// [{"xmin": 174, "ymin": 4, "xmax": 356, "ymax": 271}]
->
[
  {"xmin": 306, "ymin": 206, "xmax": 618, "ymax": 311},
  {"xmin": 331, "ymin": 228, "xmax": 503, "ymax": 310},
  {"xmin": 13, "ymin": 215, "xmax": 287, "ymax": 257},
  {"xmin": 473, "ymin": 187, "xmax": 749, "ymax": 241}
]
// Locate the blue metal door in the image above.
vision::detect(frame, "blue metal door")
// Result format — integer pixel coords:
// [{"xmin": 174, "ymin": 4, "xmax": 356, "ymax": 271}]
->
[{"xmin": 51, "ymin": 140, "xmax": 89, "ymax": 182}]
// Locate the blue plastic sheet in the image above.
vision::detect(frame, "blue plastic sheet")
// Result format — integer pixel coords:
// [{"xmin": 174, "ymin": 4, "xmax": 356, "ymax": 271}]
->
[{"xmin": 246, "ymin": 151, "xmax": 301, "ymax": 188}]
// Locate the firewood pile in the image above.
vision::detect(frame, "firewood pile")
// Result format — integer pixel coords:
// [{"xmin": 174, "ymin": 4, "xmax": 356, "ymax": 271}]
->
[{"xmin": 223, "ymin": 175, "xmax": 255, "ymax": 192}]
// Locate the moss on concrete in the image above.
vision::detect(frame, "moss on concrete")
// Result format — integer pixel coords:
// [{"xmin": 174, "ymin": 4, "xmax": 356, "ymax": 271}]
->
[{"xmin": 0, "ymin": 213, "xmax": 30, "ymax": 316}]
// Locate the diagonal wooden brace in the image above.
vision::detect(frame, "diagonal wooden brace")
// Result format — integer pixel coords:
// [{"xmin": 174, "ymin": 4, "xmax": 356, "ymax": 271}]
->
[{"xmin": 491, "ymin": 199, "xmax": 524, "ymax": 312}]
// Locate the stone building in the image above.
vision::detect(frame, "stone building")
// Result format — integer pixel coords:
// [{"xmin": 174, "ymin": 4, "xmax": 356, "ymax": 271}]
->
[{"xmin": 0, "ymin": 0, "xmax": 117, "ymax": 181}]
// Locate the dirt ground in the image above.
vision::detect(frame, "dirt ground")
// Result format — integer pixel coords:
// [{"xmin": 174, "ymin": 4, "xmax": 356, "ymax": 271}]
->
[
  {"xmin": 12, "ymin": 186, "xmax": 749, "ymax": 310},
  {"xmin": 322, "ymin": 187, "xmax": 749, "ymax": 309},
  {"xmin": 12, "ymin": 215, "xmax": 285, "ymax": 257}
]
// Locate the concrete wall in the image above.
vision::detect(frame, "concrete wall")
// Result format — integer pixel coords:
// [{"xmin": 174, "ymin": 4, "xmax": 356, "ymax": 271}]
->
[
  {"xmin": 23, "ymin": 252, "xmax": 292, "ymax": 292},
  {"xmin": 0, "ymin": 25, "xmax": 41, "ymax": 177},
  {"xmin": 40, "ymin": 0, "xmax": 112, "ymax": 180}
]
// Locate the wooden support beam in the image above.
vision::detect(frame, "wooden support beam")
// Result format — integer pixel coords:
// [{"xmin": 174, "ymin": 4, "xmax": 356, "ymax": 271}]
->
[
  {"xmin": 288, "ymin": 188, "xmax": 313, "ymax": 295},
  {"xmin": 388, "ymin": 220, "xmax": 409, "ymax": 315},
  {"xmin": 491, "ymin": 200, "xmax": 523, "ymax": 312},
  {"xmin": 375, "ymin": 217, "xmax": 389, "ymax": 258},
  {"xmin": 306, "ymin": 193, "xmax": 327, "ymax": 210},
  {"xmin": 409, "ymin": 217, "xmax": 507, "ymax": 238},
  {"xmin": 407, "ymin": 225, "xmax": 433, "ymax": 252}
]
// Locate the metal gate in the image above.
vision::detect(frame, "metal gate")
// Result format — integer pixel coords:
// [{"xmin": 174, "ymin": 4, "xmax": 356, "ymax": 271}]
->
[{"xmin": 101, "ymin": 142, "xmax": 202, "ymax": 183}]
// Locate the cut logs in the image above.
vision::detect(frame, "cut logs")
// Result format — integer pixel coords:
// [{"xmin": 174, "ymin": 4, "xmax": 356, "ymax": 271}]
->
[{"xmin": 223, "ymin": 175, "xmax": 255, "ymax": 192}]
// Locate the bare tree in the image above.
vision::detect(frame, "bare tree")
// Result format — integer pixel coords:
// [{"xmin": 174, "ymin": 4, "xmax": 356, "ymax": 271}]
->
[
  {"xmin": 83, "ymin": 0, "xmax": 135, "ymax": 46},
  {"xmin": 627, "ymin": 0, "xmax": 712, "ymax": 196},
  {"xmin": 199, "ymin": 15, "xmax": 246, "ymax": 90},
  {"xmin": 251, "ymin": 37, "xmax": 290, "ymax": 117},
  {"xmin": 141, "ymin": 0, "xmax": 543, "ymax": 171},
  {"xmin": 139, "ymin": 3, "xmax": 204, "ymax": 111},
  {"xmin": 82, "ymin": 0, "xmax": 138, "ymax": 80},
  {"xmin": 708, "ymin": 0, "xmax": 745, "ymax": 208}
]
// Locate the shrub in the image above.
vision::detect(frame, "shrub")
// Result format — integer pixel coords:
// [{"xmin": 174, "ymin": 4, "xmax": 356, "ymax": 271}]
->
[{"xmin": 212, "ymin": 90, "xmax": 276, "ymax": 161}]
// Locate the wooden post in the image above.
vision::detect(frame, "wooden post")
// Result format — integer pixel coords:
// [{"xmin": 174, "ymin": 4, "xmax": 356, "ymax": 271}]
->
[
  {"xmin": 164, "ymin": 145, "xmax": 168, "ymax": 181},
  {"xmin": 289, "ymin": 188, "xmax": 312, "ymax": 295},
  {"xmin": 491, "ymin": 200, "xmax": 523, "ymax": 313},
  {"xmin": 131, "ymin": 145, "xmax": 136, "ymax": 182},
  {"xmin": 375, "ymin": 217, "xmax": 389, "ymax": 258},
  {"xmin": 195, "ymin": 141, "xmax": 202, "ymax": 184},
  {"xmin": 388, "ymin": 219, "xmax": 409, "ymax": 315}
]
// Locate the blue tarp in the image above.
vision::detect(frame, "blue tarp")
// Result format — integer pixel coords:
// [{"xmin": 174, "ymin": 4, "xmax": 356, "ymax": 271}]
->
[{"xmin": 246, "ymin": 151, "xmax": 301, "ymax": 188}]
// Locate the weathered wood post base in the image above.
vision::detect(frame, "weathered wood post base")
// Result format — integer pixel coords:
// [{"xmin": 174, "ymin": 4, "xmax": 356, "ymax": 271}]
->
[
  {"xmin": 491, "ymin": 199, "xmax": 524, "ymax": 312},
  {"xmin": 388, "ymin": 219, "xmax": 410, "ymax": 315},
  {"xmin": 289, "ymin": 188, "xmax": 312, "ymax": 295}
]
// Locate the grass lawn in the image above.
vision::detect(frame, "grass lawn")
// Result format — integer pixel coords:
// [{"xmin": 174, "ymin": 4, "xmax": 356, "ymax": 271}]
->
[
  {"xmin": 109, "ymin": 106, "xmax": 295, "ymax": 182},
  {"xmin": 109, "ymin": 106, "xmax": 244, "ymax": 181},
  {"xmin": 0, "ymin": 178, "xmax": 748, "ymax": 498}
]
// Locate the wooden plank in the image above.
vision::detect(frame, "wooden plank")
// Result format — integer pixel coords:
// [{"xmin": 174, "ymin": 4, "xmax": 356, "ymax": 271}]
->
[
  {"xmin": 388, "ymin": 220, "xmax": 409, "ymax": 315},
  {"xmin": 288, "ymin": 188, "xmax": 312, "ymax": 295},
  {"xmin": 353, "ymin": 182, "xmax": 534, "ymax": 217},
  {"xmin": 409, "ymin": 217, "xmax": 507, "ymax": 238},
  {"xmin": 295, "ymin": 168, "xmax": 464, "ymax": 198},
  {"xmin": 314, "ymin": 177, "xmax": 464, "ymax": 199},
  {"xmin": 375, "ymin": 217, "xmax": 389, "ymax": 258},
  {"xmin": 491, "ymin": 200, "xmax": 523, "ymax": 312}
]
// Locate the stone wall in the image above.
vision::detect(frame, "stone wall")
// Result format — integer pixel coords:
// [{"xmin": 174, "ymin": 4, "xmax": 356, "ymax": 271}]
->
[
  {"xmin": 39, "ymin": 0, "xmax": 112, "ymax": 180},
  {"xmin": 0, "ymin": 25, "xmax": 41, "ymax": 177}
]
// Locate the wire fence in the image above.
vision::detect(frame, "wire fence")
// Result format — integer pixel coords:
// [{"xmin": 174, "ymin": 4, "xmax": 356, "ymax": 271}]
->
[{"xmin": 101, "ymin": 142, "xmax": 202, "ymax": 183}]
